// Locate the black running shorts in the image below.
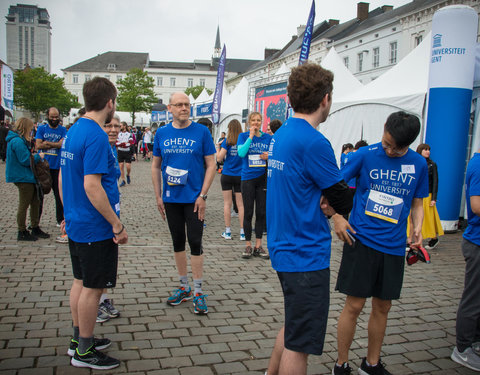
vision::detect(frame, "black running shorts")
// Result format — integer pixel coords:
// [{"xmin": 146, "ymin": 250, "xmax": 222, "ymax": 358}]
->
[
  {"xmin": 69, "ymin": 238, "xmax": 118, "ymax": 289},
  {"xmin": 220, "ymin": 174, "xmax": 241, "ymax": 193},
  {"xmin": 277, "ymin": 269, "xmax": 330, "ymax": 355},
  {"xmin": 117, "ymin": 150, "xmax": 132, "ymax": 163},
  {"xmin": 335, "ymin": 239, "xmax": 405, "ymax": 300}
]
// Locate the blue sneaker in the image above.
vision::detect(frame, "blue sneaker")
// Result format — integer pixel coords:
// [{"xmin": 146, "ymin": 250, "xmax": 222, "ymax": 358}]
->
[
  {"xmin": 166, "ymin": 286, "xmax": 192, "ymax": 306},
  {"xmin": 126, "ymin": 175, "xmax": 131, "ymax": 184},
  {"xmin": 193, "ymin": 293, "xmax": 208, "ymax": 315},
  {"xmin": 222, "ymin": 231, "xmax": 232, "ymax": 240},
  {"xmin": 119, "ymin": 180, "xmax": 126, "ymax": 187},
  {"xmin": 240, "ymin": 233, "xmax": 246, "ymax": 241}
]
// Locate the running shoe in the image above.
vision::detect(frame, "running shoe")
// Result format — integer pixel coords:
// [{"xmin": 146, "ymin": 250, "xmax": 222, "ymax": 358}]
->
[
  {"xmin": 358, "ymin": 357, "xmax": 392, "ymax": 375},
  {"xmin": 17, "ymin": 230, "xmax": 37, "ymax": 241},
  {"xmin": 96, "ymin": 309, "xmax": 110, "ymax": 323},
  {"xmin": 242, "ymin": 246, "xmax": 253, "ymax": 259},
  {"xmin": 31, "ymin": 227, "xmax": 50, "ymax": 239},
  {"xmin": 119, "ymin": 180, "xmax": 126, "ymax": 187},
  {"xmin": 222, "ymin": 231, "xmax": 232, "ymax": 240},
  {"xmin": 71, "ymin": 346, "xmax": 120, "ymax": 370},
  {"xmin": 56, "ymin": 222, "xmax": 62, "ymax": 228},
  {"xmin": 425, "ymin": 238, "xmax": 439, "ymax": 250},
  {"xmin": 240, "ymin": 233, "xmax": 246, "ymax": 241},
  {"xmin": 473, "ymin": 342, "xmax": 480, "ymax": 356},
  {"xmin": 253, "ymin": 246, "xmax": 270, "ymax": 260},
  {"xmin": 451, "ymin": 346, "xmax": 480, "ymax": 372},
  {"xmin": 166, "ymin": 286, "xmax": 192, "ymax": 306},
  {"xmin": 231, "ymin": 211, "xmax": 239, "ymax": 217},
  {"xmin": 332, "ymin": 362, "xmax": 353, "ymax": 375},
  {"xmin": 67, "ymin": 338, "xmax": 111, "ymax": 357},
  {"xmin": 55, "ymin": 234, "xmax": 68, "ymax": 244},
  {"xmin": 127, "ymin": 175, "xmax": 131, "ymax": 184},
  {"xmin": 193, "ymin": 293, "xmax": 208, "ymax": 315},
  {"xmin": 99, "ymin": 299, "xmax": 120, "ymax": 318}
]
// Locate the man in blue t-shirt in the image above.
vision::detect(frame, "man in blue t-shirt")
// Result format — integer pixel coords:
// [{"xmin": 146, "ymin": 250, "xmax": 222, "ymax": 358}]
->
[
  {"xmin": 152, "ymin": 92, "xmax": 216, "ymax": 315},
  {"xmin": 35, "ymin": 107, "xmax": 67, "ymax": 226},
  {"xmin": 60, "ymin": 77, "xmax": 128, "ymax": 370},
  {"xmin": 266, "ymin": 64, "xmax": 353, "ymax": 375},
  {"xmin": 451, "ymin": 152, "xmax": 480, "ymax": 371},
  {"xmin": 331, "ymin": 112, "xmax": 428, "ymax": 375}
]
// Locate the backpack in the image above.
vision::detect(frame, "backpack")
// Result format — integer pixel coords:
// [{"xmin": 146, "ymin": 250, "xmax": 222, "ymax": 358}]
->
[{"xmin": 30, "ymin": 155, "xmax": 52, "ymax": 194}]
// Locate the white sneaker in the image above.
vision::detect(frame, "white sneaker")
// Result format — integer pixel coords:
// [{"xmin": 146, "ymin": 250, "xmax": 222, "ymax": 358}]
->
[
  {"xmin": 240, "ymin": 233, "xmax": 246, "ymax": 241},
  {"xmin": 55, "ymin": 234, "xmax": 68, "ymax": 244},
  {"xmin": 231, "ymin": 211, "xmax": 238, "ymax": 217},
  {"xmin": 222, "ymin": 232, "xmax": 232, "ymax": 240},
  {"xmin": 451, "ymin": 346, "xmax": 480, "ymax": 371}
]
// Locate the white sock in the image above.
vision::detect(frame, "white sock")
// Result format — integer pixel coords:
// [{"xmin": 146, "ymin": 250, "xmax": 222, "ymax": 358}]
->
[
  {"xmin": 240, "ymin": 228, "xmax": 245, "ymax": 234},
  {"xmin": 225, "ymin": 227, "xmax": 231, "ymax": 233},
  {"xmin": 100, "ymin": 294, "xmax": 108, "ymax": 304}
]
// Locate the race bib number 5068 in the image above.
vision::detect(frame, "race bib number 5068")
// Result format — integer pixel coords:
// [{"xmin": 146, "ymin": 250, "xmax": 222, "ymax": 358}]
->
[{"xmin": 365, "ymin": 190, "xmax": 404, "ymax": 224}]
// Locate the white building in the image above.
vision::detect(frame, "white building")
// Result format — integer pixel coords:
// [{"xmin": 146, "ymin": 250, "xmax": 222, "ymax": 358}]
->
[{"xmin": 5, "ymin": 4, "xmax": 52, "ymax": 72}]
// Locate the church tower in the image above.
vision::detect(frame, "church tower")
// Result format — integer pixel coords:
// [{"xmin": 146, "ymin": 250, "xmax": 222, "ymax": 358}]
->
[{"xmin": 213, "ymin": 25, "xmax": 221, "ymax": 59}]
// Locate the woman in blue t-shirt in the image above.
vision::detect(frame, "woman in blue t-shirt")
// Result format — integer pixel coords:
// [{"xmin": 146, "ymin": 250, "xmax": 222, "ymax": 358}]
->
[
  {"xmin": 216, "ymin": 119, "xmax": 244, "ymax": 241},
  {"xmin": 237, "ymin": 112, "xmax": 272, "ymax": 260}
]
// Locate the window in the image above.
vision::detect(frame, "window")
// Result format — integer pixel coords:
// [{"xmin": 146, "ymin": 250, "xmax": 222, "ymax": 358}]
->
[
  {"xmin": 18, "ymin": 26, "xmax": 23, "ymax": 68},
  {"xmin": 116, "ymin": 75, "xmax": 122, "ymax": 82},
  {"xmin": 389, "ymin": 42, "xmax": 397, "ymax": 64},
  {"xmin": 415, "ymin": 35, "xmax": 423, "ymax": 46},
  {"xmin": 373, "ymin": 47, "xmax": 380, "ymax": 68},
  {"xmin": 199, "ymin": 78, "xmax": 205, "ymax": 87},
  {"xmin": 24, "ymin": 26, "xmax": 29, "ymax": 64},
  {"xmin": 170, "ymin": 77, "xmax": 176, "ymax": 87},
  {"xmin": 85, "ymin": 74, "xmax": 91, "ymax": 82},
  {"xmin": 104, "ymin": 75, "xmax": 110, "ymax": 80},
  {"xmin": 357, "ymin": 53, "xmax": 363, "ymax": 72},
  {"xmin": 30, "ymin": 27, "xmax": 34, "ymax": 66},
  {"xmin": 343, "ymin": 57, "xmax": 349, "ymax": 69},
  {"xmin": 107, "ymin": 63, "xmax": 116, "ymax": 71},
  {"xmin": 73, "ymin": 74, "xmax": 79, "ymax": 84},
  {"xmin": 187, "ymin": 78, "xmax": 193, "ymax": 88},
  {"xmin": 157, "ymin": 77, "xmax": 163, "ymax": 86}
]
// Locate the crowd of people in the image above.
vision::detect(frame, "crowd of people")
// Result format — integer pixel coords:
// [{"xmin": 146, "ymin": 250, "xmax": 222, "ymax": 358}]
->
[{"xmin": 2, "ymin": 63, "xmax": 480, "ymax": 374}]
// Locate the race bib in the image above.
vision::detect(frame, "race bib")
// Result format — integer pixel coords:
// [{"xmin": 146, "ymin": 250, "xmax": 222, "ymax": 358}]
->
[
  {"xmin": 248, "ymin": 154, "xmax": 266, "ymax": 168},
  {"xmin": 365, "ymin": 190, "xmax": 404, "ymax": 224},
  {"xmin": 45, "ymin": 148, "xmax": 58, "ymax": 156},
  {"xmin": 114, "ymin": 202, "xmax": 120, "ymax": 215},
  {"xmin": 166, "ymin": 166, "xmax": 188, "ymax": 186}
]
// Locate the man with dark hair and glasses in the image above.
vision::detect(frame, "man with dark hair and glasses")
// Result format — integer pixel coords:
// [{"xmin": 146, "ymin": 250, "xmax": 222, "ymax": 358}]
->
[
  {"xmin": 152, "ymin": 92, "xmax": 216, "ymax": 315},
  {"xmin": 331, "ymin": 111, "xmax": 428, "ymax": 375}
]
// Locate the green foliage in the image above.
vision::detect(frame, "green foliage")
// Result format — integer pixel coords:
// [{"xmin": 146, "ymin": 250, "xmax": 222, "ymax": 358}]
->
[
  {"xmin": 116, "ymin": 68, "xmax": 157, "ymax": 126},
  {"xmin": 184, "ymin": 86, "xmax": 213, "ymax": 99},
  {"xmin": 14, "ymin": 67, "xmax": 80, "ymax": 121}
]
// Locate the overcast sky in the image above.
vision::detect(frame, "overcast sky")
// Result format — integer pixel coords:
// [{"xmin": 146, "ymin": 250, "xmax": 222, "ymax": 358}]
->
[{"xmin": 0, "ymin": 0, "xmax": 412, "ymax": 76}]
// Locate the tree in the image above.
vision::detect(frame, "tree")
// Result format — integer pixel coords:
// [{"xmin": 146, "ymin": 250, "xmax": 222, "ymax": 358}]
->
[
  {"xmin": 116, "ymin": 68, "xmax": 157, "ymax": 127},
  {"xmin": 184, "ymin": 86, "xmax": 213, "ymax": 99},
  {"xmin": 14, "ymin": 67, "xmax": 80, "ymax": 121}
]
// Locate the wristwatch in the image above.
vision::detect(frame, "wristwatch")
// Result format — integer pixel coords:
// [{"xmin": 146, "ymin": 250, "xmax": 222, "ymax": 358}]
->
[{"xmin": 200, "ymin": 194, "xmax": 208, "ymax": 201}]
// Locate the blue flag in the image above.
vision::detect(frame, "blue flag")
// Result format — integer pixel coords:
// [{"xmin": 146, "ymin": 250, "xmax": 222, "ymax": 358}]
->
[
  {"xmin": 212, "ymin": 45, "xmax": 226, "ymax": 125},
  {"xmin": 298, "ymin": 0, "xmax": 316, "ymax": 65}
]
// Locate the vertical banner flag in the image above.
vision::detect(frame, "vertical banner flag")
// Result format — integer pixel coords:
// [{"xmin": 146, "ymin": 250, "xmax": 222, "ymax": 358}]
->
[
  {"xmin": 298, "ymin": 0, "xmax": 316, "ymax": 65},
  {"xmin": 212, "ymin": 45, "xmax": 226, "ymax": 125},
  {"xmin": 424, "ymin": 5, "xmax": 478, "ymax": 231},
  {"xmin": 1, "ymin": 64, "xmax": 14, "ymax": 111}
]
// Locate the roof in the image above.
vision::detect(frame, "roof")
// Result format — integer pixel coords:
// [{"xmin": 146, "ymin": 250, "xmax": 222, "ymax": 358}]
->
[
  {"xmin": 212, "ymin": 58, "xmax": 261, "ymax": 74},
  {"xmin": 148, "ymin": 60, "xmax": 213, "ymax": 71},
  {"xmin": 63, "ymin": 52, "xmax": 149, "ymax": 72}
]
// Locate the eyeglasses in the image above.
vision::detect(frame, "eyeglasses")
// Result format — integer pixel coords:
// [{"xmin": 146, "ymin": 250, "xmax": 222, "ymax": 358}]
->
[
  {"xmin": 170, "ymin": 103, "xmax": 190, "ymax": 108},
  {"xmin": 381, "ymin": 140, "xmax": 407, "ymax": 156},
  {"xmin": 104, "ymin": 124, "xmax": 121, "ymax": 129}
]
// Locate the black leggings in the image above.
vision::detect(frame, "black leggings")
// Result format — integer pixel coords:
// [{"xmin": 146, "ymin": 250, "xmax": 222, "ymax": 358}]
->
[
  {"xmin": 241, "ymin": 174, "xmax": 267, "ymax": 241},
  {"xmin": 39, "ymin": 168, "xmax": 63, "ymax": 224},
  {"xmin": 164, "ymin": 203, "xmax": 204, "ymax": 255}
]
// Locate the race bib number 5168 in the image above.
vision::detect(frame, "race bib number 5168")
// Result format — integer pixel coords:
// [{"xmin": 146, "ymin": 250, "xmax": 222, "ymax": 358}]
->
[{"xmin": 365, "ymin": 190, "xmax": 404, "ymax": 224}]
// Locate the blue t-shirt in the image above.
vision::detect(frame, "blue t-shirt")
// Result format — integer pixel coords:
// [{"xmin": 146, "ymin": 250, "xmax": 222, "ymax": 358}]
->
[
  {"xmin": 153, "ymin": 122, "xmax": 216, "ymax": 203},
  {"xmin": 463, "ymin": 153, "xmax": 480, "ymax": 246},
  {"xmin": 60, "ymin": 118, "xmax": 120, "ymax": 243},
  {"xmin": 112, "ymin": 146, "xmax": 121, "ymax": 181},
  {"xmin": 342, "ymin": 142, "xmax": 428, "ymax": 256},
  {"xmin": 221, "ymin": 139, "xmax": 242, "ymax": 177},
  {"xmin": 341, "ymin": 151, "xmax": 356, "ymax": 188},
  {"xmin": 267, "ymin": 117, "xmax": 343, "ymax": 272},
  {"xmin": 35, "ymin": 124, "xmax": 67, "ymax": 169},
  {"xmin": 340, "ymin": 152, "xmax": 348, "ymax": 168},
  {"xmin": 237, "ymin": 131, "xmax": 272, "ymax": 181}
]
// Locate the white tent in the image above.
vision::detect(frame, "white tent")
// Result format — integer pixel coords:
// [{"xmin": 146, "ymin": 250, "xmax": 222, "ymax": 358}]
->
[
  {"xmin": 322, "ymin": 33, "xmax": 431, "ymax": 162},
  {"xmin": 321, "ymin": 47, "xmax": 363, "ymax": 99},
  {"xmin": 196, "ymin": 88, "xmax": 211, "ymax": 103}
]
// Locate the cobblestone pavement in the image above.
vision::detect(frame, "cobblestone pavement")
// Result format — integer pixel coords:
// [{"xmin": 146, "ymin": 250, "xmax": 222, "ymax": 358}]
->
[{"xmin": 0, "ymin": 159, "xmax": 477, "ymax": 375}]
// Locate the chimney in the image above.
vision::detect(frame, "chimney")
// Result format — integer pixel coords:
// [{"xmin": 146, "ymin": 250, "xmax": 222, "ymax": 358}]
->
[
  {"xmin": 329, "ymin": 19, "xmax": 339, "ymax": 27},
  {"xmin": 297, "ymin": 25, "xmax": 306, "ymax": 37},
  {"xmin": 265, "ymin": 48, "xmax": 280, "ymax": 59},
  {"xmin": 357, "ymin": 2, "xmax": 369, "ymax": 21},
  {"xmin": 382, "ymin": 5, "xmax": 393, "ymax": 12}
]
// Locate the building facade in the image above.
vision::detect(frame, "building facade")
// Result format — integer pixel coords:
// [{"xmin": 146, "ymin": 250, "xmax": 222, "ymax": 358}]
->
[{"xmin": 5, "ymin": 4, "xmax": 52, "ymax": 72}]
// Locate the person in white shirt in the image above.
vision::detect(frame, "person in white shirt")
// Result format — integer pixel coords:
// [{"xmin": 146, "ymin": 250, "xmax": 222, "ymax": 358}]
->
[{"xmin": 115, "ymin": 122, "xmax": 133, "ymax": 186}]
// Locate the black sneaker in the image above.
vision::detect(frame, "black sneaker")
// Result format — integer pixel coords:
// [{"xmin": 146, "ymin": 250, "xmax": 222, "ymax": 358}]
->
[
  {"xmin": 358, "ymin": 358, "xmax": 392, "ymax": 375},
  {"xmin": 17, "ymin": 230, "xmax": 37, "ymax": 241},
  {"xmin": 31, "ymin": 227, "xmax": 50, "ymax": 239},
  {"xmin": 67, "ymin": 338, "xmax": 112, "ymax": 356},
  {"xmin": 71, "ymin": 347, "xmax": 119, "ymax": 370},
  {"xmin": 425, "ymin": 238, "xmax": 439, "ymax": 250},
  {"xmin": 253, "ymin": 246, "xmax": 270, "ymax": 259},
  {"xmin": 332, "ymin": 361, "xmax": 353, "ymax": 374}
]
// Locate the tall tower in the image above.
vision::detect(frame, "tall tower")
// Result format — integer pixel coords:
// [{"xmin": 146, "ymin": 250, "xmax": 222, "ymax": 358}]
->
[
  {"xmin": 213, "ymin": 25, "xmax": 221, "ymax": 59},
  {"xmin": 5, "ymin": 4, "xmax": 52, "ymax": 72}
]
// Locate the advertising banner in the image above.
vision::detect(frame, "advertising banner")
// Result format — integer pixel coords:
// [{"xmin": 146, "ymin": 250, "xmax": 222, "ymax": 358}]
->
[
  {"xmin": 298, "ymin": 0, "xmax": 316, "ymax": 65},
  {"xmin": 196, "ymin": 102, "xmax": 213, "ymax": 117},
  {"xmin": 212, "ymin": 45, "xmax": 226, "ymax": 125},
  {"xmin": 1, "ymin": 64, "xmax": 14, "ymax": 111},
  {"xmin": 254, "ymin": 82, "xmax": 288, "ymax": 131}
]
